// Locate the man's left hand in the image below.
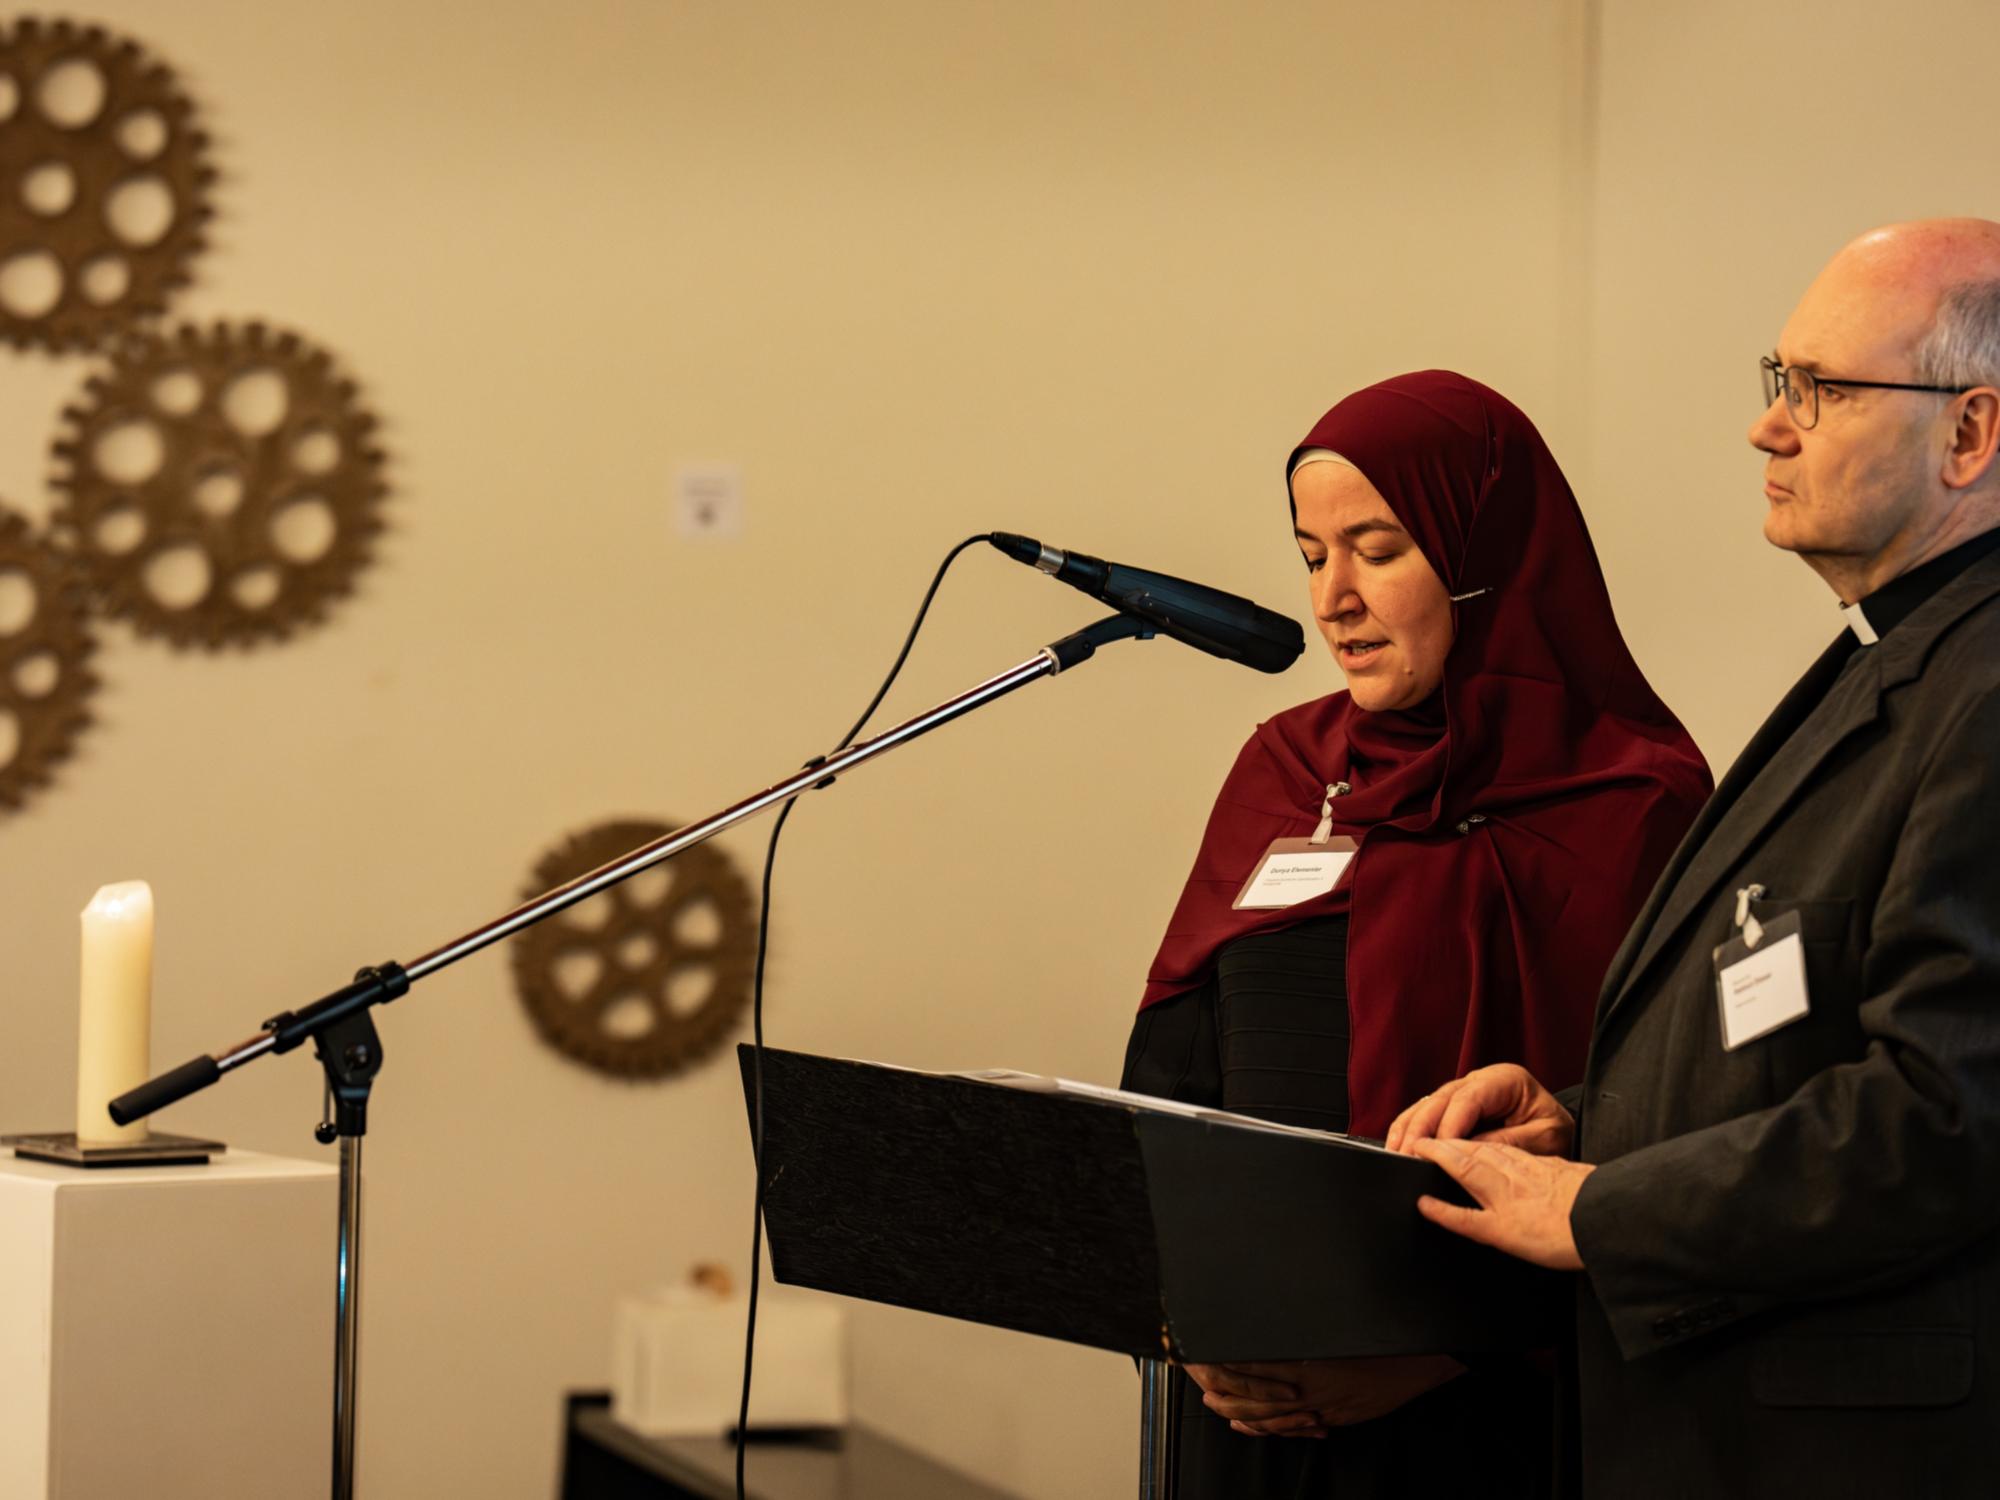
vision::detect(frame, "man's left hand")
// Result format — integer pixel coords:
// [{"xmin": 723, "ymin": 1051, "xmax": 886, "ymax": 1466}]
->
[{"xmin": 1410, "ymin": 1138, "xmax": 1593, "ymax": 1271}]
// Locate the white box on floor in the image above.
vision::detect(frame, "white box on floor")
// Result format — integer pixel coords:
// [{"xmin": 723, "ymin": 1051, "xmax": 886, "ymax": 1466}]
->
[
  {"xmin": 612, "ymin": 1285, "xmax": 848, "ymax": 1436},
  {"xmin": 0, "ymin": 1148, "xmax": 337, "ymax": 1500}
]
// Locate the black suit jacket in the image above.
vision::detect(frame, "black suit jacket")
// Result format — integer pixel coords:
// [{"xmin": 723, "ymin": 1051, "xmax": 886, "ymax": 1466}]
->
[{"xmin": 1565, "ymin": 547, "xmax": 2000, "ymax": 1498}]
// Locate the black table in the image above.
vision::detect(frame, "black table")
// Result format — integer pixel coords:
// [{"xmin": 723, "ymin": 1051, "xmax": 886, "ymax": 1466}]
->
[{"xmin": 558, "ymin": 1393, "xmax": 1018, "ymax": 1500}]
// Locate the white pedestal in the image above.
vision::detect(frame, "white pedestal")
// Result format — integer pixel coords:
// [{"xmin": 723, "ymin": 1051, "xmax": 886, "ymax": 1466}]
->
[{"xmin": 0, "ymin": 1148, "xmax": 337, "ymax": 1500}]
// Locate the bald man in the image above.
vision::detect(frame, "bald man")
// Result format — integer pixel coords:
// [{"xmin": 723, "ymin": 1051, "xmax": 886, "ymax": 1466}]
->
[{"xmin": 1387, "ymin": 219, "xmax": 2000, "ymax": 1496}]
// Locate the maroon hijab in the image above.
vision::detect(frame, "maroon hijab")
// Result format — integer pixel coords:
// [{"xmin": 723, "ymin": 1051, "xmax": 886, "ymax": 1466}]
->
[{"xmin": 1141, "ymin": 371, "xmax": 1710, "ymax": 1136}]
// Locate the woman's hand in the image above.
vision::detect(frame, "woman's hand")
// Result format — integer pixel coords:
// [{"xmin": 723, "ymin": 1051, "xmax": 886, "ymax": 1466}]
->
[
  {"xmin": 1384, "ymin": 1063, "xmax": 1574, "ymax": 1157},
  {"xmin": 1183, "ymin": 1355, "xmax": 1466, "ymax": 1437}
]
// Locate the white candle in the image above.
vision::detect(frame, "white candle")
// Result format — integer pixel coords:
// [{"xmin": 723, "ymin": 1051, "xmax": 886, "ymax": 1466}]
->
[{"xmin": 76, "ymin": 881, "xmax": 154, "ymax": 1144}]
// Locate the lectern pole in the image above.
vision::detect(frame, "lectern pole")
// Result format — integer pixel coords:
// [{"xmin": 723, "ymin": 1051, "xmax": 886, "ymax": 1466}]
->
[{"xmin": 1138, "ymin": 1359, "xmax": 1181, "ymax": 1499}]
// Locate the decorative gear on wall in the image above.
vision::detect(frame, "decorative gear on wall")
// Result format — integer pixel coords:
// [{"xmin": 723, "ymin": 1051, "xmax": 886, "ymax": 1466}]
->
[
  {"xmin": 0, "ymin": 503, "xmax": 95, "ymax": 811},
  {"xmin": 0, "ymin": 17, "xmax": 214, "ymax": 351},
  {"xmin": 47, "ymin": 320, "xmax": 388, "ymax": 649},
  {"xmin": 512, "ymin": 819, "xmax": 759, "ymax": 1079}
]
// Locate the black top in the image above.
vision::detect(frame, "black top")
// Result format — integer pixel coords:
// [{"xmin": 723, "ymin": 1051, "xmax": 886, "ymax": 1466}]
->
[
  {"xmin": 1120, "ymin": 914, "xmax": 1551, "ymax": 1500},
  {"xmin": 1124, "ymin": 915, "xmax": 1352, "ymax": 1130}
]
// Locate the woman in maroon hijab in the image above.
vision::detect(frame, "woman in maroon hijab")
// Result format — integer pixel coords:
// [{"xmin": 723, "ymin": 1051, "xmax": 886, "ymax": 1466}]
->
[{"xmin": 1121, "ymin": 370, "xmax": 1710, "ymax": 1497}]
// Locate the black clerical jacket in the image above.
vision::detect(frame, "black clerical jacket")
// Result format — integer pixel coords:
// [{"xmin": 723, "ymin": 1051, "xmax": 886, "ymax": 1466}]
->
[{"xmin": 1565, "ymin": 545, "xmax": 2000, "ymax": 1498}]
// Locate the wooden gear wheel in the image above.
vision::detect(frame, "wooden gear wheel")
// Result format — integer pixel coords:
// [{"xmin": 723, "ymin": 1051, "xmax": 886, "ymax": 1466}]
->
[
  {"xmin": 0, "ymin": 17, "xmax": 214, "ymax": 351},
  {"xmin": 0, "ymin": 503, "xmax": 96, "ymax": 810},
  {"xmin": 512, "ymin": 819, "xmax": 759, "ymax": 1079},
  {"xmin": 47, "ymin": 321, "xmax": 388, "ymax": 649}
]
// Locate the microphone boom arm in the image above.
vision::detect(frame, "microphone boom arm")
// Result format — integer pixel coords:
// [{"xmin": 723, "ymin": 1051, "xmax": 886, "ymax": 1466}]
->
[{"xmin": 108, "ymin": 612, "xmax": 1154, "ymax": 1126}]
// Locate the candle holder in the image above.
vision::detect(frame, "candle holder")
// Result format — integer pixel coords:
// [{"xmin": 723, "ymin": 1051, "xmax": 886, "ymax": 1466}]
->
[{"xmin": 3, "ymin": 1130, "xmax": 225, "ymax": 1167}]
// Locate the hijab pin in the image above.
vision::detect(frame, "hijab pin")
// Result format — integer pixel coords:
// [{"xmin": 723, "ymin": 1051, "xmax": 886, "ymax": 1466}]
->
[{"xmin": 1449, "ymin": 586, "xmax": 1492, "ymax": 604}]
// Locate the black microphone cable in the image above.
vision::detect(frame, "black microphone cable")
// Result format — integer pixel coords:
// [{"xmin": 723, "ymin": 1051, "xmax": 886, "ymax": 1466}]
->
[{"xmin": 735, "ymin": 532, "xmax": 994, "ymax": 1500}]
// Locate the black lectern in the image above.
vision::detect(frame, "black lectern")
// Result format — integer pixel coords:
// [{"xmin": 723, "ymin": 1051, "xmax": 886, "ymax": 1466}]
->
[{"xmin": 739, "ymin": 1047, "xmax": 1559, "ymax": 1497}]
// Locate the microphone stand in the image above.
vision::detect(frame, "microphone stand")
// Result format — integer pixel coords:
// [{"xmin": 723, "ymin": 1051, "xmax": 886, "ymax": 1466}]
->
[{"xmin": 109, "ymin": 611, "xmax": 1154, "ymax": 1500}]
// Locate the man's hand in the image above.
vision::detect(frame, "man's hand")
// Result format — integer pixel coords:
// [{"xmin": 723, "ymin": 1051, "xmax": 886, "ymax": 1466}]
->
[
  {"xmin": 1410, "ymin": 1137, "xmax": 1592, "ymax": 1271},
  {"xmin": 1183, "ymin": 1355, "xmax": 1465, "ymax": 1437},
  {"xmin": 1385, "ymin": 1063, "xmax": 1575, "ymax": 1157}
]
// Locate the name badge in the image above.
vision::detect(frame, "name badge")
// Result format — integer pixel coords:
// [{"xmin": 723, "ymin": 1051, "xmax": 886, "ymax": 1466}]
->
[
  {"xmin": 1232, "ymin": 836, "xmax": 1357, "ymax": 910},
  {"xmin": 1713, "ymin": 908, "xmax": 1809, "ymax": 1050}
]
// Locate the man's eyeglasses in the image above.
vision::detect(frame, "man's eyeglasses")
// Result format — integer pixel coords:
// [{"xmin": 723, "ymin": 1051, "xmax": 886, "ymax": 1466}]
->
[{"xmin": 1760, "ymin": 355, "xmax": 1971, "ymax": 430}]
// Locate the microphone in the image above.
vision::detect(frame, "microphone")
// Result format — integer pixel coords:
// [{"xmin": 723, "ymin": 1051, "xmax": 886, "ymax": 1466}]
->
[{"xmin": 989, "ymin": 532, "xmax": 1303, "ymax": 674}]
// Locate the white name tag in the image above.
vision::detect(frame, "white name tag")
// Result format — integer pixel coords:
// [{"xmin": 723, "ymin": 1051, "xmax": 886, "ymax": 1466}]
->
[
  {"xmin": 1713, "ymin": 909, "xmax": 1810, "ymax": 1050},
  {"xmin": 1232, "ymin": 836, "xmax": 1357, "ymax": 910}
]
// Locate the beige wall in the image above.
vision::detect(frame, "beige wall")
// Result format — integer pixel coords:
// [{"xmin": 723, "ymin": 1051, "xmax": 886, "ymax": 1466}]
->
[{"xmin": 0, "ymin": 2, "xmax": 1987, "ymax": 1496}]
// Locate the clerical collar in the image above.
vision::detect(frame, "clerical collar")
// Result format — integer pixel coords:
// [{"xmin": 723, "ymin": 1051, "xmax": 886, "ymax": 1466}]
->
[{"xmin": 1842, "ymin": 527, "xmax": 2000, "ymax": 645}]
